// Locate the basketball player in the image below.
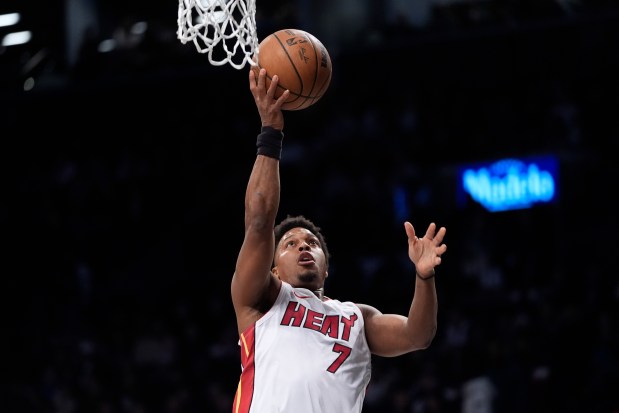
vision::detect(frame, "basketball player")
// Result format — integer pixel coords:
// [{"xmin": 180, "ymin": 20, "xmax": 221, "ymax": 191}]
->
[{"xmin": 231, "ymin": 68, "xmax": 447, "ymax": 413}]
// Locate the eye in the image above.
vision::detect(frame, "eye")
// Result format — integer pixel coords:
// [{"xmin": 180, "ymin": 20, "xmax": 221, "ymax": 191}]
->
[{"xmin": 286, "ymin": 240, "xmax": 295, "ymax": 247}]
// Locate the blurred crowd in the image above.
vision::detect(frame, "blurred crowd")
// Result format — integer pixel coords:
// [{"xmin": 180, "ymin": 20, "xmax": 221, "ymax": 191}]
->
[{"xmin": 4, "ymin": 1, "xmax": 619, "ymax": 413}]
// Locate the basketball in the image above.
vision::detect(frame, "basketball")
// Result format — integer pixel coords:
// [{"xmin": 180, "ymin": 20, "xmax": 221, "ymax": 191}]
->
[{"xmin": 252, "ymin": 28, "xmax": 332, "ymax": 111}]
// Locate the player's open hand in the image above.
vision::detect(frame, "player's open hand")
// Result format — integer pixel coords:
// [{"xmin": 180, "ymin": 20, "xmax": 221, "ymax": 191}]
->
[
  {"xmin": 249, "ymin": 68, "xmax": 289, "ymax": 131},
  {"xmin": 404, "ymin": 221, "xmax": 447, "ymax": 279}
]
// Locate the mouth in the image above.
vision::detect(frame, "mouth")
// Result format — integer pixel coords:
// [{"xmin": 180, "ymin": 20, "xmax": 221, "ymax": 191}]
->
[{"xmin": 298, "ymin": 252, "xmax": 315, "ymax": 266}]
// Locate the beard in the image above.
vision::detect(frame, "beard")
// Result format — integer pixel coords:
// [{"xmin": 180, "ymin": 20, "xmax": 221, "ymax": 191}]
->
[{"xmin": 298, "ymin": 270, "xmax": 319, "ymax": 284}]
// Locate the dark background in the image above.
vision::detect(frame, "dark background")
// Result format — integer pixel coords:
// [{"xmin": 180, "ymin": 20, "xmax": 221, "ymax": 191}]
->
[{"xmin": 3, "ymin": 1, "xmax": 618, "ymax": 412}]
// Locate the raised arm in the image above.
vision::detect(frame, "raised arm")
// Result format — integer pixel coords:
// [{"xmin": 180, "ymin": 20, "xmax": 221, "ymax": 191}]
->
[
  {"xmin": 231, "ymin": 68, "xmax": 290, "ymax": 335},
  {"xmin": 359, "ymin": 221, "xmax": 446, "ymax": 357}
]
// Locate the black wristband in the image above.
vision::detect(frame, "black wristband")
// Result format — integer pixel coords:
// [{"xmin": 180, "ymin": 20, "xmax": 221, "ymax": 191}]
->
[
  {"xmin": 416, "ymin": 271, "xmax": 435, "ymax": 281},
  {"xmin": 256, "ymin": 126, "xmax": 284, "ymax": 160}
]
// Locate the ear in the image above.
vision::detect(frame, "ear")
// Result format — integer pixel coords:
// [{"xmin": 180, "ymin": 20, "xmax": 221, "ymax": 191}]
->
[
  {"xmin": 325, "ymin": 270, "xmax": 329, "ymax": 279},
  {"xmin": 272, "ymin": 266, "xmax": 279, "ymax": 277}
]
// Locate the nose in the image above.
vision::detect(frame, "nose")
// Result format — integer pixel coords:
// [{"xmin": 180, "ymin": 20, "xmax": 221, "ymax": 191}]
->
[{"xmin": 298, "ymin": 242, "xmax": 311, "ymax": 251}]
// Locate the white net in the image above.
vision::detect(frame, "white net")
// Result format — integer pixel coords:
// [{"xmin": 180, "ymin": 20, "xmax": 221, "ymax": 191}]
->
[{"xmin": 177, "ymin": 0, "xmax": 259, "ymax": 70}]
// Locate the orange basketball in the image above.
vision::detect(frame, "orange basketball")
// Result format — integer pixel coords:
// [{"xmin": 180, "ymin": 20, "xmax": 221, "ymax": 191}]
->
[{"xmin": 252, "ymin": 28, "xmax": 332, "ymax": 111}]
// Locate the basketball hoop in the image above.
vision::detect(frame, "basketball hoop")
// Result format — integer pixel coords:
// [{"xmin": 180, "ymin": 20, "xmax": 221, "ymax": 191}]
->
[{"xmin": 177, "ymin": 0, "xmax": 259, "ymax": 70}]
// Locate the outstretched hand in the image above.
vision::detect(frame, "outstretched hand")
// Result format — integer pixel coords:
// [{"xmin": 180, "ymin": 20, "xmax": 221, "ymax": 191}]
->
[
  {"xmin": 249, "ymin": 68, "xmax": 290, "ymax": 130},
  {"xmin": 404, "ymin": 221, "xmax": 447, "ymax": 279}
]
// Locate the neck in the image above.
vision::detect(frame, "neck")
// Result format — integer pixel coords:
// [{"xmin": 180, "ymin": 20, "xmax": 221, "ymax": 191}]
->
[{"xmin": 313, "ymin": 288, "xmax": 324, "ymax": 300}]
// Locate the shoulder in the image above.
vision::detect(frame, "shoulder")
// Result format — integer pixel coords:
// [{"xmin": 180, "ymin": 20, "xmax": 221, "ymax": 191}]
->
[{"xmin": 355, "ymin": 303, "xmax": 382, "ymax": 321}]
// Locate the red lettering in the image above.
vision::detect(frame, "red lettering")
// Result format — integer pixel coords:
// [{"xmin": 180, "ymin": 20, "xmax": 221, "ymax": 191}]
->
[
  {"xmin": 280, "ymin": 301, "xmax": 307, "ymax": 327},
  {"xmin": 304, "ymin": 310, "xmax": 323, "ymax": 331},
  {"xmin": 280, "ymin": 301, "xmax": 358, "ymax": 344},
  {"xmin": 340, "ymin": 314, "xmax": 358, "ymax": 341},
  {"xmin": 327, "ymin": 343, "xmax": 352, "ymax": 373},
  {"xmin": 320, "ymin": 315, "xmax": 340, "ymax": 338}
]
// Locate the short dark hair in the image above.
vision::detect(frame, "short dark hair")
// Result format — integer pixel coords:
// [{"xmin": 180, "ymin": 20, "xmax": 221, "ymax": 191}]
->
[{"xmin": 274, "ymin": 215, "xmax": 330, "ymax": 266}]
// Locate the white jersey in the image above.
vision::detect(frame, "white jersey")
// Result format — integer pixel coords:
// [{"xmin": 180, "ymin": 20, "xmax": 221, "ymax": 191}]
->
[{"xmin": 233, "ymin": 281, "xmax": 372, "ymax": 413}]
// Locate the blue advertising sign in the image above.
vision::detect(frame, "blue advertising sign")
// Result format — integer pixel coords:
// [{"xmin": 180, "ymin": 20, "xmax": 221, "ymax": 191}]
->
[{"xmin": 457, "ymin": 155, "xmax": 559, "ymax": 212}]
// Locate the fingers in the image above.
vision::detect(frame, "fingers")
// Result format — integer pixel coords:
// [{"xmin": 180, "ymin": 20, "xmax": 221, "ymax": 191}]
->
[
  {"xmin": 423, "ymin": 222, "xmax": 447, "ymax": 242},
  {"xmin": 433, "ymin": 225, "xmax": 447, "ymax": 260},
  {"xmin": 405, "ymin": 220, "xmax": 447, "ymax": 270},
  {"xmin": 249, "ymin": 68, "xmax": 266, "ymax": 91},
  {"xmin": 266, "ymin": 74, "xmax": 278, "ymax": 99},
  {"xmin": 404, "ymin": 221, "xmax": 416, "ymax": 240},
  {"xmin": 424, "ymin": 222, "xmax": 437, "ymax": 239},
  {"xmin": 249, "ymin": 67, "xmax": 255, "ymax": 81},
  {"xmin": 249, "ymin": 68, "xmax": 260, "ymax": 100},
  {"xmin": 250, "ymin": 68, "xmax": 289, "ymax": 107},
  {"xmin": 430, "ymin": 224, "xmax": 447, "ymax": 265},
  {"xmin": 405, "ymin": 221, "xmax": 446, "ymax": 239},
  {"xmin": 407, "ymin": 221, "xmax": 447, "ymax": 247},
  {"xmin": 433, "ymin": 226, "xmax": 447, "ymax": 244},
  {"xmin": 276, "ymin": 88, "xmax": 290, "ymax": 107},
  {"xmin": 268, "ymin": 73, "xmax": 290, "ymax": 106},
  {"xmin": 268, "ymin": 74, "xmax": 290, "ymax": 112}
]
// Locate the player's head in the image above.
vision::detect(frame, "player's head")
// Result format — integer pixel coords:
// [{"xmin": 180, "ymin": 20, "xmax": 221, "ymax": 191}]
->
[{"xmin": 273, "ymin": 215, "xmax": 330, "ymax": 291}]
